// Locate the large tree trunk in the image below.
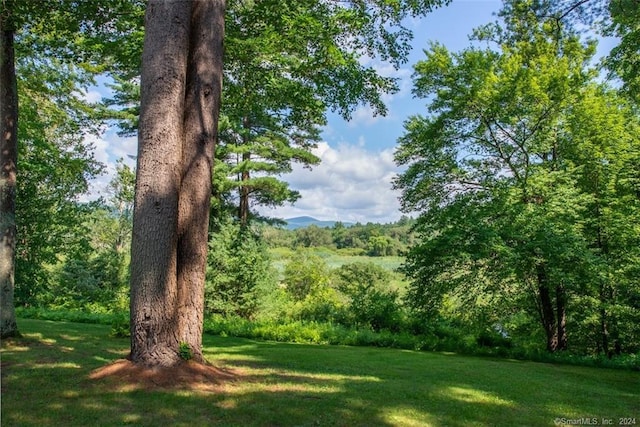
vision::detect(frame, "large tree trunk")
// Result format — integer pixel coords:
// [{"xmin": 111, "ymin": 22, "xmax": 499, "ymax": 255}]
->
[
  {"xmin": 239, "ymin": 153, "xmax": 250, "ymax": 226},
  {"xmin": 130, "ymin": 0, "xmax": 224, "ymax": 367},
  {"xmin": 536, "ymin": 264, "xmax": 558, "ymax": 352},
  {"xmin": 0, "ymin": 15, "xmax": 19, "ymax": 339},
  {"xmin": 129, "ymin": 0, "xmax": 192, "ymax": 367},
  {"xmin": 176, "ymin": 0, "xmax": 224, "ymax": 363},
  {"xmin": 238, "ymin": 116, "xmax": 250, "ymax": 226},
  {"xmin": 556, "ymin": 284, "xmax": 567, "ymax": 351}
]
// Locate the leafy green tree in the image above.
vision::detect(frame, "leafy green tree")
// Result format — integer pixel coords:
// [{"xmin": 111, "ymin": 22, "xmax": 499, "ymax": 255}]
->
[
  {"xmin": 9, "ymin": 9, "xmax": 109, "ymax": 310},
  {"xmin": 532, "ymin": 0, "xmax": 640, "ymax": 103},
  {"xmin": 560, "ymin": 85, "xmax": 640, "ymax": 354},
  {"xmin": 367, "ymin": 235, "xmax": 394, "ymax": 256},
  {"xmin": 395, "ymin": 0, "xmax": 640, "ymax": 353},
  {"xmin": 334, "ymin": 262, "xmax": 402, "ymax": 331},
  {"xmin": 294, "ymin": 225, "xmax": 334, "ymax": 248},
  {"xmin": 283, "ymin": 253, "xmax": 331, "ymax": 301},
  {"xmin": 605, "ymin": 0, "xmax": 640, "ymax": 102},
  {"xmin": 54, "ymin": 160, "xmax": 136, "ymax": 311},
  {"xmin": 0, "ymin": 0, "xmax": 143, "ymax": 337}
]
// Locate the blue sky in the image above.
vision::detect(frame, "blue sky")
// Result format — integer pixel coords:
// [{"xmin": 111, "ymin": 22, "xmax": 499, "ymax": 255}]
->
[
  {"xmin": 85, "ymin": 0, "xmax": 614, "ymax": 224},
  {"xmin": 259, "ymin": 0, "xmax": 502, "ymax": 223}
]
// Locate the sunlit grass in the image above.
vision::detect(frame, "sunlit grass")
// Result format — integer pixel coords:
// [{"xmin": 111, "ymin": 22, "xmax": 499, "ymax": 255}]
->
[{"xmin": 2, "ymin": 319, "xmax": 638, "ymax": 426}]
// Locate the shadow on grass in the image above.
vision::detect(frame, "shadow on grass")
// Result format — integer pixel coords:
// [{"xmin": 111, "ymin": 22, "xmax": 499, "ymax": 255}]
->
[{"xmin": 2, "ymin": 319, "xmax": 639, "ymax": 426}]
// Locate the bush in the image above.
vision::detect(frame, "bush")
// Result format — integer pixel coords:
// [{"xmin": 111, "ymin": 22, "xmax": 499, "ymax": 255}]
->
[
  {"xmin": 110, "ymin": 312, "xmax": 130, "ymax": 337},
  {"xmin": 476, "ymin": 328, "xmax": 513, "ymax": 349},
  {"xmin": 283, "ymin": 253, "xmax": 331, "ymax": 301}
]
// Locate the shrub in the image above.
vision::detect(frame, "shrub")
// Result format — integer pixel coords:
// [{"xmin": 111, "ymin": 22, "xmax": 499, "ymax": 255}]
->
[{"xmin": 110, "ymin": 312, "xmax": 130, "ymax": 338}]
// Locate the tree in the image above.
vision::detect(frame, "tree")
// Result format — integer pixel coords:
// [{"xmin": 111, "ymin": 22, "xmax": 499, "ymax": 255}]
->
[
  {"xmin": 1, "ymin": 2, "xmax": 19, "ymax": 338},
  {"xmin": 205, "ymin": 217, "xmax": 275, "ymax": 318},
  {"xmin": 107, "ymin": 1, "xmax": 451, "ymax": 228},
  {"xmin": 334, "ymin": 262, "xmax": 401, "ymax": 331},
  {"xmin": 529, "ymin": 0, "xmax": 640, "ymax": 104},
  {"xmin": 605, "ymin": 0, "xmax": 640, "ymax": 102},
  {"xmin": 395, "ymin": 0, "xmax": 640, "ymax": 353},
  {"xmin": 283, "ymin": 253, "xmax": 330, "ymax": 302},
  {"xmin": 2, "ymin": 1, "xmax": 130, "ymax": 335},
  {"xmin": 129, "ymin": 0, "xmax": 224, "ymax": 367},
  {"xmin": 107, "ymin": 159, "xmax": 135, "ymax": 254},
  {"xmin": 130, "ymin": 0, "xmax": 449, "ymax": 367}
]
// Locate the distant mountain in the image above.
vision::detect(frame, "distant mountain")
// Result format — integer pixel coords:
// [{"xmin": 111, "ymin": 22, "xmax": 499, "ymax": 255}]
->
[{"xmin": 284, "ymin": 216, "xmax": 353, "ymax": 230}]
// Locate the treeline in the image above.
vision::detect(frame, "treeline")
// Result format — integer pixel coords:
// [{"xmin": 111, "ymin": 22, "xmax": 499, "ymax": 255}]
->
[{"xmin": 261, "ymin": 218, "xmax": 416, "ymax": 256}]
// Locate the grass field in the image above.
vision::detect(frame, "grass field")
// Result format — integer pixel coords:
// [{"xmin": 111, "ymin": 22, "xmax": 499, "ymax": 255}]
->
[
  {"xmin": 2, "ymin": 319, "xmax": 638, "ymax": 426},
  {"xmin": 269, "ymin": 247, "xmax": 405, "ymax": 272}
]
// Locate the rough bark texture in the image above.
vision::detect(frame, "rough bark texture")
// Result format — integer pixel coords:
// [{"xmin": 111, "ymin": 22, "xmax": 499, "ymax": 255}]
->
[
  {"xmin": 176, "ymin": 0, "xmax": 224, "ymax": 363},
  {"xmin": 556, "ymin": 284, "xmax": 567, "ymax": 351},
  {"xmin": 0, "ymin": 18, "xmax": 19, "ymax": 339},
  {"xmin": 238, "ymin": 116, "xmax": 251, "ymax": 226},
  {"xmin": 239, "ymin": 154, "xmax": 250, "ymax": 226},
  {"xmin": 130, "ymin": 0, "xmax": 225, "ymax": 367},
  {"xmin": 129, "ymin": 0, "xmax": 192, "ymax": 367},
  {"xmin": 536, "ymin": 264, "xmax": 558, "ymax": 352}
]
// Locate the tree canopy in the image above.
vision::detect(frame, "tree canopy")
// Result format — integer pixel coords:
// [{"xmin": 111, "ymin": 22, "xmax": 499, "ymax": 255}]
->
[{"xmin": 395, "ymin": 0, "xmax": 640, "ymax": 353}]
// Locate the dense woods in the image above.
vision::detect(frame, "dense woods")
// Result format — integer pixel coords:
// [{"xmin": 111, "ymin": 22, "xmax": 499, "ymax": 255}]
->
[{"xmin": 2, "ymin": 0, "xmax": 639, "ymax": 368}]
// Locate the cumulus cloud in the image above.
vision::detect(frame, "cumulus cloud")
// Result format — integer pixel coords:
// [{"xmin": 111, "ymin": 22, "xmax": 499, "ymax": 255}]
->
[
  {"xmin": 259, "ymin": 141, "xmax": 404, "ymax": 223},
  {"xmin": 82, "ymin": 131, "xmax": 137, "ymax": 202}
]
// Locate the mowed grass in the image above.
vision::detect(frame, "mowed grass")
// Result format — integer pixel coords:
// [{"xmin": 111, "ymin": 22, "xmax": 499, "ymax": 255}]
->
[{"xmin": 2, "ymin": 319, "xmax": 638, "ymax": 427}]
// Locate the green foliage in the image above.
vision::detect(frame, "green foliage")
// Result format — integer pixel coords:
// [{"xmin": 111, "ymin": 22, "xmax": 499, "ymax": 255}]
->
[
  {"xmin": 206, "ymin": 217, "xmax": 277, "ymax": 318},
  {"xmin": 395, "ymin": 1, "xmax": 640, "ymax": 354},
  {"xmin": 178, "ymin": 342, "xmax": 193, "ymax": 361},
  {"xmin": 605, "ymin": 0, "xmax": 640, "ymax": 103},
  {"xmin": 109, "ymin": 312, "xmax": 130, "ymax": 338},
  {"xmin": 282, "ymin": 253, "xmax": 331, "ymax": 301},
  {"xmin": 8, "ymin": 0, "xmax": 141, "ymax": 309},
  {"xmin": 294, "ymin": 225, "xmax": 334, "ymax": 248},
  {"xmin": 290, "ymin": 286, "xmax": 347, "ymax": 325},
  {"xmin": 262, "ymin": 218, "xmax": 415, "ymax": 255},
  {"xmin": 334, "ymin": 262, "xmax": 403, "ymax": 331}
]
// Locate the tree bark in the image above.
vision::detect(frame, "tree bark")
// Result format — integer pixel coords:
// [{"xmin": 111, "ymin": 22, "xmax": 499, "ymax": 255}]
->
[
  {"xmin": 239, "ymin": 153, "xmax": 250, "ymax": 226},
  {"xmin": 176, "ymin": 0, "xmax": 224, "ymax": 363},
  {"xmin": 238, "ymin": 116, "xmax": 250, "ymax": 226},
  {"xmin": 536, "ymin": 264, "xmax": 558, "ymax": 352},
  {"xmin": 0, "ymin": 13, "xmax": 19, "ymax": 339},
  {"xmin": 556, "ymin": 284, "xmax": 567, "ymax": 351},
  {"xmin": 130, "ymin": 0, "xmax": 225, "ymax": 367},
  {"xmin": 129, "ymin": 0, "xmax": 192, "ymax": 367}
]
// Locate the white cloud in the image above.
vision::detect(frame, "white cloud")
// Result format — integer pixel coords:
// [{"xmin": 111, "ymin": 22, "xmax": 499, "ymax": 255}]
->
[
  {"xmin": 82, "ymin": 89, "xmax": 103, "ymax": 104},
  {"xmin": 82, "ymin": 131, "xmax": 137, "ymax": 202},
  {"xmin": 259, "ymin": 141, "xmax": 403, "ymax": 223},
  {"xmin": 347, "ymin": 59, "xmax": 412, "ymax": 127}
]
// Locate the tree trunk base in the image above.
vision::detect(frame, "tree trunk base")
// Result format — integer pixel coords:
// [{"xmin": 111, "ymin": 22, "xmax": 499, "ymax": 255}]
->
[{"xmin": 89, "ymin": 359, "xmax": 237, "ymax": 392}]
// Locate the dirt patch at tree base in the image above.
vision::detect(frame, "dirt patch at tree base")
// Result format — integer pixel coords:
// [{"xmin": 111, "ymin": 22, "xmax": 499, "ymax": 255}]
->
[{"xmin": 88, "ymin": 359, "xmax": 238, "ymax": 392}]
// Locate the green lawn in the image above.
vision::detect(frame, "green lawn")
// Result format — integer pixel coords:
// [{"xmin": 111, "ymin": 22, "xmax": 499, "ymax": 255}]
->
[{"xmin": 2, "ymin": 319, "xmax": 638, "ymax": 426}]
